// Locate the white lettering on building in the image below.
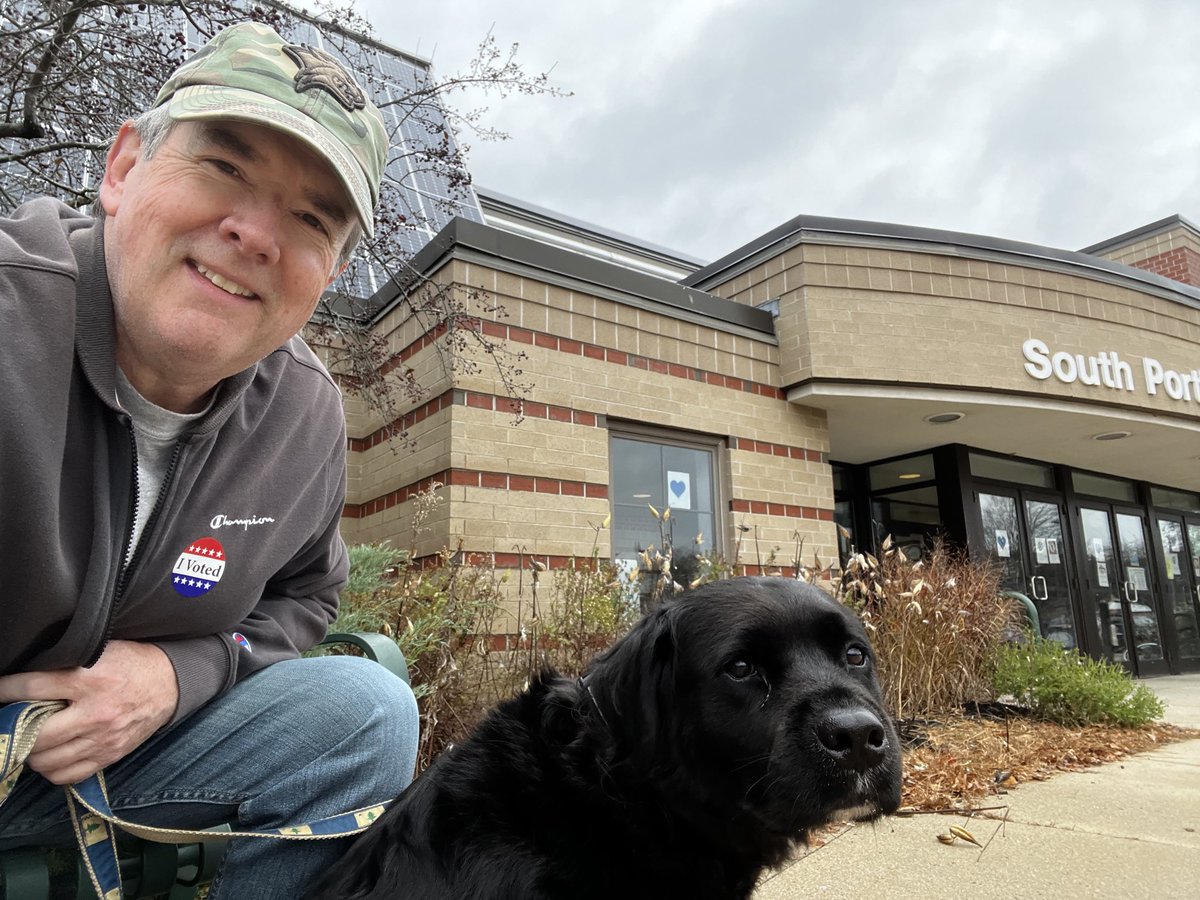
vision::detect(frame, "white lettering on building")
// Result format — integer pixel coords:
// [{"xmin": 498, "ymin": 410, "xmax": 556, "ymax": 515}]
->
[
  {"xmin": 1142, "ymin": 357, "xmax": 1200, "ymax": 401},
  {"xmin": 1023, "ymin": 338, "xmax": 1198, "ymax": 403}
]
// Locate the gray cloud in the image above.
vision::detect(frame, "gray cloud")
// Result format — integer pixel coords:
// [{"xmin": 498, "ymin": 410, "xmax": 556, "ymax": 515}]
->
[{"xmin": 360, "ymin": 0, "xmax": 1200, "ymax": 261}]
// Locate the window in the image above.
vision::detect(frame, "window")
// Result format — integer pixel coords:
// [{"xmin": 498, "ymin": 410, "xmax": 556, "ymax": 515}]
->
[
  {"xmin": 832, "ymin": 463, "xmax": 858, "ymax": 563},
  {"xmin": 969, "ymin": 453, "xmax": 1055, "ymax": 489},
  {"xmin": 871, "ymin": 486, "xmax": 941, "ymax": 559},
  {"xmin": 1071, "ymin": 471, "xmax": 1137, "ymax": 504},
  {"xmin": 1150, "ymin": 486, "xmax": 1200, "ymax": 514},
  {"xmin": 867, "ymin": 454, "xmax": 941, "ymax": 558},
  {"xmin": 869, "ymin": 453, "xmax": 935, "ymax": 491},
  {"xmin": 609, "ymin": 428, "xmax": 721, "ymax": 571}
]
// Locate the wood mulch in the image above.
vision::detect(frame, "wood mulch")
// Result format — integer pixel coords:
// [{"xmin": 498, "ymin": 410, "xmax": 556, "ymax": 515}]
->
[
  {"xmin": 897, "ymin": 710, "xmax": 1200, "ymax": 812},
  {"xmin": 793, "ymin": 711, "xmax": 1199, "ymax": 856}
]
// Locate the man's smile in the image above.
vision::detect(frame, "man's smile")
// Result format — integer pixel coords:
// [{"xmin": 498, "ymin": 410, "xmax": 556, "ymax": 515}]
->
[{"xmin": 192, "ymin": 261, "xmax": 258, "ymax": 299}]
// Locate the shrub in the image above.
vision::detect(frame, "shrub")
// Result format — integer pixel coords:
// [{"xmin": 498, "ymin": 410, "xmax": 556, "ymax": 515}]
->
[
  {"xmin": 835, "ymin": 538, "xmax": 1019, "ymax": 720},
  {"xmin": 330, "ymin": 542, "xmax": 409, "ymax": 634},
  {"xmin": 992, "ymin": 638, "xmax": 1164, "ymax": 727},
  {"xmin": 540, "ymin": 554, "xmax": 639, "ymax": 677},
  {"xmin": 334, "ymin": 543, "xmax": 519, "ymax": 770},
  {"xmin": 333, "ymin": 493, "xmax": 645, "ymax": 770}
]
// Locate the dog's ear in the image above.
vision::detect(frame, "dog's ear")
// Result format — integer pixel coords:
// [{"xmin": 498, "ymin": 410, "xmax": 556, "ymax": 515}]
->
[{"xmin": 582, "ymin": 603, "xmax": 678, "ymax": 769}]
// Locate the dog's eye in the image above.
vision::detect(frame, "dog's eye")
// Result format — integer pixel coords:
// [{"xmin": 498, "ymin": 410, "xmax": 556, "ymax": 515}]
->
[
  {"xmin": 845, "ymin": 645, "xmax": 868, "ymax": 667},
  {"xmin": 725, "ymin": 660, "xmax": 757, "ymax": 680}
]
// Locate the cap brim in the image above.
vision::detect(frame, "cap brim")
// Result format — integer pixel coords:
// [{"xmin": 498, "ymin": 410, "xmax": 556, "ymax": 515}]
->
[{"xmin": 167, "ymin": 84, "xmax": 376, "ymax": 239}]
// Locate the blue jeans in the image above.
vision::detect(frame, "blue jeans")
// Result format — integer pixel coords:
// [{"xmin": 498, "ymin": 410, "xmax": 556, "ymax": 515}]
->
[{"xmin": 0, "ymin": 655, "xmax": 419, "ymax": 899}]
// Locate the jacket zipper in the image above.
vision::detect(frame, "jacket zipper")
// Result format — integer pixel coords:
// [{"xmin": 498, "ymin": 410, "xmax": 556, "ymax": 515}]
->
[{"xmin": 84, "ymin": 422, "xmax": 185, "ymax": 667}]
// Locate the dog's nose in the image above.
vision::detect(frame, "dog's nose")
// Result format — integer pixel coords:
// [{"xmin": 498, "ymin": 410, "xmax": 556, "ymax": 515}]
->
[{"xmin": 816, "ymin": 709, "xmax": 888, "ymax": 771}]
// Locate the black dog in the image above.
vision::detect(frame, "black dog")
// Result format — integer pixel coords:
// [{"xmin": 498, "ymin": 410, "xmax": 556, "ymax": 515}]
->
[{"xmin": 306, "ymin": 577, "xmax": 902, "ymax": 900}]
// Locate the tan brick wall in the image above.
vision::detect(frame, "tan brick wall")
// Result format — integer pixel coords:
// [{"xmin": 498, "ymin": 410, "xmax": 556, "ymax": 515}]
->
[
  {"xmin": 342, "ymin": 254, "xmax": 839, "ymax": 588},
  {"xmin": 708, "ymin": 241, "xmax": 1200, "ymax": 419},
  {"xmin": 340, "ymin": 407, "xmax": 452, "ymax": 557},
  {"xmin": 1095, "ymin": 225, "xmax": 1200, "ymax": 268}
]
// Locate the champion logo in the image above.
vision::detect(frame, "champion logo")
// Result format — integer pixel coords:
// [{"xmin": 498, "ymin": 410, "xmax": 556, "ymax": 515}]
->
[
  {"xmin": 232, "ymin": 632, "xmax": 253, "ymax": 653},
  {"xmin": 172, "ymin": 537, "xmax": 227, "ymax": 598}
]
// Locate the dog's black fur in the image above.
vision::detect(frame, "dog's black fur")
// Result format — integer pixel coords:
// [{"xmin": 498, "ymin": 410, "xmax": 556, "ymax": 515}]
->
[{"xmin": 306, "ymin": 577, "xmax": 902, "ymax": 900}]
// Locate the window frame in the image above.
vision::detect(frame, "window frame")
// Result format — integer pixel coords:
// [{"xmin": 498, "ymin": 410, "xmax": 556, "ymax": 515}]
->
[{"xmin": 607, "ymin": 422, "xmax": 727, "ymax": 565}]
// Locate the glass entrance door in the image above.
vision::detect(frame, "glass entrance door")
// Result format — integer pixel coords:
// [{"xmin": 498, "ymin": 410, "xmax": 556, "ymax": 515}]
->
[
  {"xmin": 1023, "ymin": 498, "xmax": 1079, "ymax": 651},
  {"xmin": 1155, "ymin": 515, "xmax": 1200, "ymax": 671},
  {"xmin": 1114, "ymin": 513, "xmax": 1168, "ymax": 676},
  {"xmin": 978, "ymin": 492, "xmax": 1079, "ymax": 649},
  {"xmin": 1077, "ymin": 506, "xmax": 1169, "ymax": 676},
  {"xmin": 1078, "ymin": 507, "xmax": 1125, "ymax": 667},
  {"xmin": 979, "ymin": 492, "xmax": 1025, "ymax": 592}
]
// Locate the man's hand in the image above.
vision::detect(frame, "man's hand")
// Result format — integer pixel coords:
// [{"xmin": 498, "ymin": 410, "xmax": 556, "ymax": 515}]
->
[{"xmin": 0, "ymin": 640, "xmax": 178, "ymax": 784}]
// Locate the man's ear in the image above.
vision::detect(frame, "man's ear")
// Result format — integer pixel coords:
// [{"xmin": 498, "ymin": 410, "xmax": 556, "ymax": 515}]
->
[{"xmin": 98, "ymin": 121, "xmax": 143, "ymax": 217}]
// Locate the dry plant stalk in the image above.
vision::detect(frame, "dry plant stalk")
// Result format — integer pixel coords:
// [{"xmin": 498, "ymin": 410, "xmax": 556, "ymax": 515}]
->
[
  {"xmin": 835, "ymin": 538, "xmax": 1019, "ymax": 720},
  {"xmin": 358, "ymin": 497, "xmax": 639, "ymax": 772}
]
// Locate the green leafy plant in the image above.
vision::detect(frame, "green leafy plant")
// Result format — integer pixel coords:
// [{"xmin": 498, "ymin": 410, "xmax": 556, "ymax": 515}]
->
[
  {"xmin": 541, "ymin": 552, "xmax": 638, "ymax": 677},
  {"xmin": 992, "ymin": 638, "xmax": 1164, "ymax": 727},
  {"xmin": 329, "ymin": 542, "xmax": 410, "ymax": 634},
  {"xmin": 333, "ymin": 541, "xmax": 516, "ymax": 770}
]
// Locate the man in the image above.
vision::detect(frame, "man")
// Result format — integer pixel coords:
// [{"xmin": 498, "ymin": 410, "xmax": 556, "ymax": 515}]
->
[{"xmin": 0, "ymin": 22, "xmax": 418, "ymax": 898}]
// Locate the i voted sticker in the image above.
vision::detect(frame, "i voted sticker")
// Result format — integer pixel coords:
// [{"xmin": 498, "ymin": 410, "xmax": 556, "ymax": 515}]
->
[{"xmin": 172, "ymin": 537, "xmax": 226, "ymax": 598}]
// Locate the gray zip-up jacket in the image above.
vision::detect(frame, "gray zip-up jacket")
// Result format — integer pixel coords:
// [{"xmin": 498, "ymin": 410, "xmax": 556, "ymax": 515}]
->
[{"xmin": 0, "ymin": 198, "xmax": 349, "ymax": 723}]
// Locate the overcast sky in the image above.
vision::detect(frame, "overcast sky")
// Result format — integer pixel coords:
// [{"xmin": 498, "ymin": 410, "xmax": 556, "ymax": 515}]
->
[{"xmin": 356, "ymin": 0, "xmax": 1200, "ymax": 263}]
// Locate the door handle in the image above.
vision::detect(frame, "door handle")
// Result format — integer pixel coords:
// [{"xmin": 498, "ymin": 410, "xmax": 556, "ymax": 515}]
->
[{"xmin": 1029, "ymin": 575, "xmax": 1048, "ymax": 601}]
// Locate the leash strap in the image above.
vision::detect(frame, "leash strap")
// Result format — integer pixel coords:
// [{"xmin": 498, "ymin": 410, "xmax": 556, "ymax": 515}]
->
[{"xmin": 1, "ymin": 700, "xmax": 389, "ymax": 899}]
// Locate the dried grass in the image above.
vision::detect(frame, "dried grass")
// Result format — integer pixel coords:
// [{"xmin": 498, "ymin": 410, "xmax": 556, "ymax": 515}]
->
[{"xmin": 836, "ymin": 538, "xmax": 1019, "ymax": 720}]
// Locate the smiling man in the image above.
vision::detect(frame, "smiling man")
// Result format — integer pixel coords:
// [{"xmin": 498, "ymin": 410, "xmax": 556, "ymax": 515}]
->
[{"xmin": 0, "ymin": 23, "xmax": 418, "ymax": 899}]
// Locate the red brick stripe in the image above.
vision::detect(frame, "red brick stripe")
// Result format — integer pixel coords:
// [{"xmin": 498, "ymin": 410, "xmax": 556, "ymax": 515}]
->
[
  {"xmin": 350, "ymin": 391, "xmax": 821, "ymax": 462},
  {"xmin": 347, "ymin": 391, "xmax": 454, "ymax": 453},
  {"xmin": 343, "ymin": 469, "xmax": 608, "ymax": 519},
  {"xmin": 348, "ymin": 390, "xmax": 603, "ymax": 452},
  {"xmin": 410, "ymin": 552, "xmax": 599, "ymax": 571},
  {"xmin": 342, "ymin": 471, "xmax": 449, "ymax": 519},
  {"xmin": 729, "ymin": 498, "xmax": 834, "ymax": 521},
  {"xmin": 728, "ymin": 436, "xmax": 825, "ymax": 463},
  {"xmin": 354, "ymin": 316, "xmax": 785, "ymax": 406}
]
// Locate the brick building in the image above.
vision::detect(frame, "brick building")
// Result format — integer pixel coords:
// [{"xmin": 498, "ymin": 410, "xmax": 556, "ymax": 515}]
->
[{"xmin": 337, "ymin": 194, "xmax": 1200, "ymax": 679}]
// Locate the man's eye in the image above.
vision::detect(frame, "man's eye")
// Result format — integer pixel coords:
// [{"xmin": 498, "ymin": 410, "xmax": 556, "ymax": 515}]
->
[
  {"xmin": 209, "ymin": 158, "xmax": 240, "ymax": 177},
  {"xmin": 725, "ymin": 660, "xmax": 756, "ymax": 680},
  {"xmin": 846, "ymin": 645, "xmax": 868, "ymax": 667},
  {"xmin": 300, "ymin": 213, "xmax": 329, "ymax": 235}
]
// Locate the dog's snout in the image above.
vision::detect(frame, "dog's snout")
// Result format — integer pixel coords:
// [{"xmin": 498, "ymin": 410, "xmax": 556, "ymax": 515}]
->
[{"xmin": 815, "ymin": 709, "xmax": 888, "ymax": 771}]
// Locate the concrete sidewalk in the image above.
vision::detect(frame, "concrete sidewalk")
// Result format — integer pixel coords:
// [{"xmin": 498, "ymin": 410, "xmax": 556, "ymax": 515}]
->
[{"xmin": 753, "ymin": 674, "xmax": 1200, "ymax": 899}]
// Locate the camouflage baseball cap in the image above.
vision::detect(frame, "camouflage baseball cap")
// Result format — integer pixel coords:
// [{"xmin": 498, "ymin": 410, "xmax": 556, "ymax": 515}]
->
[{"xmin": 154, "ymin": 22, "xmax": 387, "ymax": 238}]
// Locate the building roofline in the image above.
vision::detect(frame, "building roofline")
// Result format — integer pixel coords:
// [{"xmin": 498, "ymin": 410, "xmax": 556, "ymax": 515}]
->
[
  {"xmin": 476, "ymin": 186, "xmax": 708, "ymax": 270},
  {"xmin": 366, "ymin": 217, "xmax": 774, "ymax": 337},
  {"xmin": 681, "ymin": 212, "xmax": 1200, "ymax": 309},
  {"xmin": 1078, "ymin": 213, "xmax": 1200, "ymax": 255},
  {"xmin": 266, "ymin": 0, "xmax": 432, "ymax": 68}
]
